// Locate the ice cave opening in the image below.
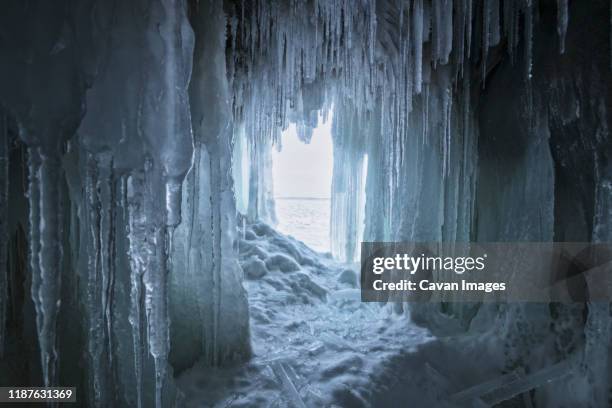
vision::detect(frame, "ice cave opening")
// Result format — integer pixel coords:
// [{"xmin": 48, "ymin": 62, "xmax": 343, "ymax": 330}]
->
[{"xmin": 272, "ymin": 115, "xmax": 334, "ymax": 253}]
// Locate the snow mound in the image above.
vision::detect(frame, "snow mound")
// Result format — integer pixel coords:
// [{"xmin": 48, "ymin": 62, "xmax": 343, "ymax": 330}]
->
[
  {"xmin": 177, "ymin": 223, "xmax": 443, "ymax": 407},
  {"xmin": 237, "ymin": 221, "xmax": 328, "ymax": 303},
  {"xmin": 242, "ymin": 258, "xmax": 268, "ymax": 279}
]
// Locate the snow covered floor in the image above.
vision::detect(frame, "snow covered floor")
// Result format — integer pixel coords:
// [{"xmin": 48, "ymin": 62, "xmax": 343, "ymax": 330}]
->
[{"xmin": 176, "ymin": 222, "xmax": 469, "ymax": 407}]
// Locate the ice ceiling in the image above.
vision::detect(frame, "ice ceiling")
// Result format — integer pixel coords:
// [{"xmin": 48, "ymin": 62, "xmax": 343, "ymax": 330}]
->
[{"xmin": 0, "ymin": 0, "xmax": 611, "ymax": 407}]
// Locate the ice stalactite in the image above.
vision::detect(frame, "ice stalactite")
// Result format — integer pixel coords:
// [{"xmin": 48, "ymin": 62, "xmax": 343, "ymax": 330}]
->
[
  {"xmin": 557, "ymin": 0, "xmax": 569, "ymax": 54},
  {"xmin": 124, "ymin": 165, "xmax": 174, "ymax": 408},
  {"xmin": 76, "ymin": 2, "xmax": 141, "ymax": 404},
  {"xmin": 482, "ymin": 0, "xmax": 491, "ymax": 84},
  {"xmin": 0, "ymin": 111, "xmax": 8, "ymax": 357},
  {"xmin": 248, "ymin": 135, "xmax": 277, "ymax": 225},
  {"xmin": 25, "ymin": 150, "xmax": 41, "ymax": 364},
  {"xmin": 482, "ymin": 0, "xmax": 502, "ymax": 85},
  {"xmin": 0, "ymin": 0, "xmax": 222, "ymax": 403},
  {"xmin": 27, "ymin": 147, "xmax": 65, "ymax": 388},
  {"xmin": 432, "ymin": 0, "xmax": 453, "ymax": 66},
  {"xmin": 502, "ymin": 0, "xmax": 519, "ymax": 63},
  {"xmin": 0, "ymin": 0, "xmax": 84, "ymax": 387},
  {"xmin": 126, "ymin": 174, "xmax": 146, "ymax": 408},
  {"xmin": 139, "ymin": 0, "xmax": 195, "ymax": 404},
  {"xmin": 330, "ymin": 104, "xmax": 368, "ymax": 262},
  {"xmin": 413, "ymin": 0, "xmax": 424, "ymax": 94},
  {"xmin": 78, "ymin": 150, "xmax": 119, "ymax": 407},
  {"xmin": 232, "ymin": 125, "xmax": 251, "ymax": 216},
  {"xmin": 83, "ymin": 152, "xmax": 111, "ymax": 407},
  {"xmin": 489, "ymin": 0, "xmax": 501, "ymax": 47},
  {"xmin": 525, "ymin": 0, "xmax": 534, "ymax": 80},
  {"xmin": 0, "ymin": 0, "xmax": 87, "ymax": 390},
  {"xmin": 74, "ymin": 0, "xmax": 194, "ymax": 404},
  {"xmin": 142, "ymin": 195, "xmax": 170, "ymax": 408},
  {"xmin": 169, "ymin": 147, "xmax": 211, "ymax": 372},
  {"xmin": 171, "ymin": 0, "xmax": 250, "ymax": 370},
  {"xmin": 226, "ymin": 0, "xmax": 488, "ymax": 247},
  {"xmin": 228, "ymin": 0, "xmax": 373, "ymax": 224}
]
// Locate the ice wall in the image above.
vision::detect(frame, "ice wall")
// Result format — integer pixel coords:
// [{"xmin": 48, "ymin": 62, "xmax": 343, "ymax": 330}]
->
[
  {"xmin": 0, "ymin": 0, "xmax": 250, "ymax": 407},
  {"xmin": 170, "ymin": 0, "xmax": 251, "ymax": 372}
]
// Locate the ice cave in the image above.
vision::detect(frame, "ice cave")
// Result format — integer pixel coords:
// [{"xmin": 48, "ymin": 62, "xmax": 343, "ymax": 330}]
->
[{"xmin": 0, "ymin": 0, "xmax": 611, "ymax": 407}]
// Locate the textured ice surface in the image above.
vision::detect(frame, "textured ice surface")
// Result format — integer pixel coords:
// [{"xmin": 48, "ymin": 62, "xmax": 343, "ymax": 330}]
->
[
  {"xmin": 177, "ymin": 222, "xmax": 441, "ymax": 407},
  {"xmin": 170, "ymin": 0, "xmax": 251, "ymax": 375},
  {"xmin": 177, "ymin": 223, "xmax": 583, "ymax": 407}
]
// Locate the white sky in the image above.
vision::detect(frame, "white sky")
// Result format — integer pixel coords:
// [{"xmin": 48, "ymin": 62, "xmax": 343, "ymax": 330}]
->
[{"xmin": 272, "ymin": 117, "xmax": 333, "ymax": 199}]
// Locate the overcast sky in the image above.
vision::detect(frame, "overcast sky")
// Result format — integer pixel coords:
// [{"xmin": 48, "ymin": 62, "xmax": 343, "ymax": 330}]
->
[{"xmin": 272, "ymin": 117, "xmax": 333, "ymax": 199}]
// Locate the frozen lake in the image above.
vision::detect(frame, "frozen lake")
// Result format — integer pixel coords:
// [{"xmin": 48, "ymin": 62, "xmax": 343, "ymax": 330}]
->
[{"xmin": 274, "ymin": 198, "xmax": 331, "ymax": 253}]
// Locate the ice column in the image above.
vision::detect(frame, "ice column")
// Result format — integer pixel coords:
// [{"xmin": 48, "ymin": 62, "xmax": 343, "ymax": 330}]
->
[
  {"xmin": 557, "ymin": 0, "xmax": 569, "ymax": 54},
  {"xmin": 248, "ymin": 135, "xmax": 278, "ymax": 225},
  {"xmin": 140, "ymin": 1, "xmax": 195, "ymax": 406},
  {"xmin": 0, "ymin": 0, "xmax": 87, "ymax": 387},
  {"xmin": 232, "ymin": 124, "xmax": 251, "ymax": 215},
  {"xmin": 330, "ymin": 103, "xmax": 368, "ymax": 262},
  {"xmin": 20, "ymin": 54, "xmax": 81, "ymax": 393},
  {"xmin": 26, "ymin": 146, "xmax": 65, "ymax": 388},
  {"xmin": 76, "ymin": 0, "xmax": 195, "ymax": 405},
  {"xmin": 174, "ymin": 0, "xmax": 251, "ymax": 367}
]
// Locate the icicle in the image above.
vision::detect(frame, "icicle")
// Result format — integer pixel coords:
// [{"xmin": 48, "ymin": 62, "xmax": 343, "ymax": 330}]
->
[
  {"xmin": 432, "ymin": 0, "xmax": 442, "ymax": 64},
  {"xmin": 132, "ymin": 162, "xmax": 171, "ymax": 408},
  {"xmin": 100, "ymin": 157, "xmax": 115, "ymax": 380},
  {"xmin": 0, "ymin": 113, "xmax": 7, "ymax": 357},
  {"xmin": 414, "ymin": 0, "xmax": 424, "ymax": 94},
  {"xmin": 84, "ymin": 153, "xmax": 106, "ymax": 407},
  {"xmin": 557, "ymin": 0, "xmax": 568, "ymax": 54},
  {"xmin": 442, "ymin": 86, "xmax": 452, "ymax": 178},
  {"xmin": 439, "ymin": 0, "xmax": 453, "ymax": 65},
  {"xmin": 456, "ymin": 0, "xmax": 467, "ymax": 75},
  {"xmin": 503, "ymin": 0, "xmax": 515, "ymax": 62},
  {"xmin": 466, "ymin": 0, "xmax": 473, "ymax": 59},
  {"xmin": 126, "ymin": 165, "xmax": 171, "ymax": 408},
  {"xmin": 369, "ymin": 0, "xmax": 377, "ymax": 66},
  {"xmin": 525, "ymin": 0, "xmax": 534, "ymax": 80},
  {"xmin": 423, "ymin": 84, "xmax": 430, "ymax": 145},
  {"xmin": 482, "ymin": 0, "xmax": 490, "ymax": 85},
  {"xmin": 490, "ymin": 0, "xmax": 501, "ymax": 46},
  {"xmin": 27, "ymin": 149, "xmax": 42, "ymax": 367},
  {"xmin": 126, "ymin": 175, "xmax": 145, "ymax": 408},
  {"xmin": 462, "ymin": 68, "xmax": 471, "ymax": 144},
  {"xmin": 28, "ymin": 147, "xmax": 63, "ymax": 387},
  {"xmin": 144, "ymin": 224, "xmax": 170, "ymax": 408}
]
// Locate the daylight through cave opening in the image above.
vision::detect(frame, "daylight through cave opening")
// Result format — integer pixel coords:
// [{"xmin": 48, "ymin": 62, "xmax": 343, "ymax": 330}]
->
[{"xmin": 272, "ymin": 114, "xmax": 334, "ymax": 253}]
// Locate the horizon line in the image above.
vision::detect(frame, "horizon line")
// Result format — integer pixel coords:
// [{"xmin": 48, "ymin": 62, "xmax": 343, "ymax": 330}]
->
[{"xmin": 275, "ymin": 196, "xmax": 331, "ymax": 200}]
